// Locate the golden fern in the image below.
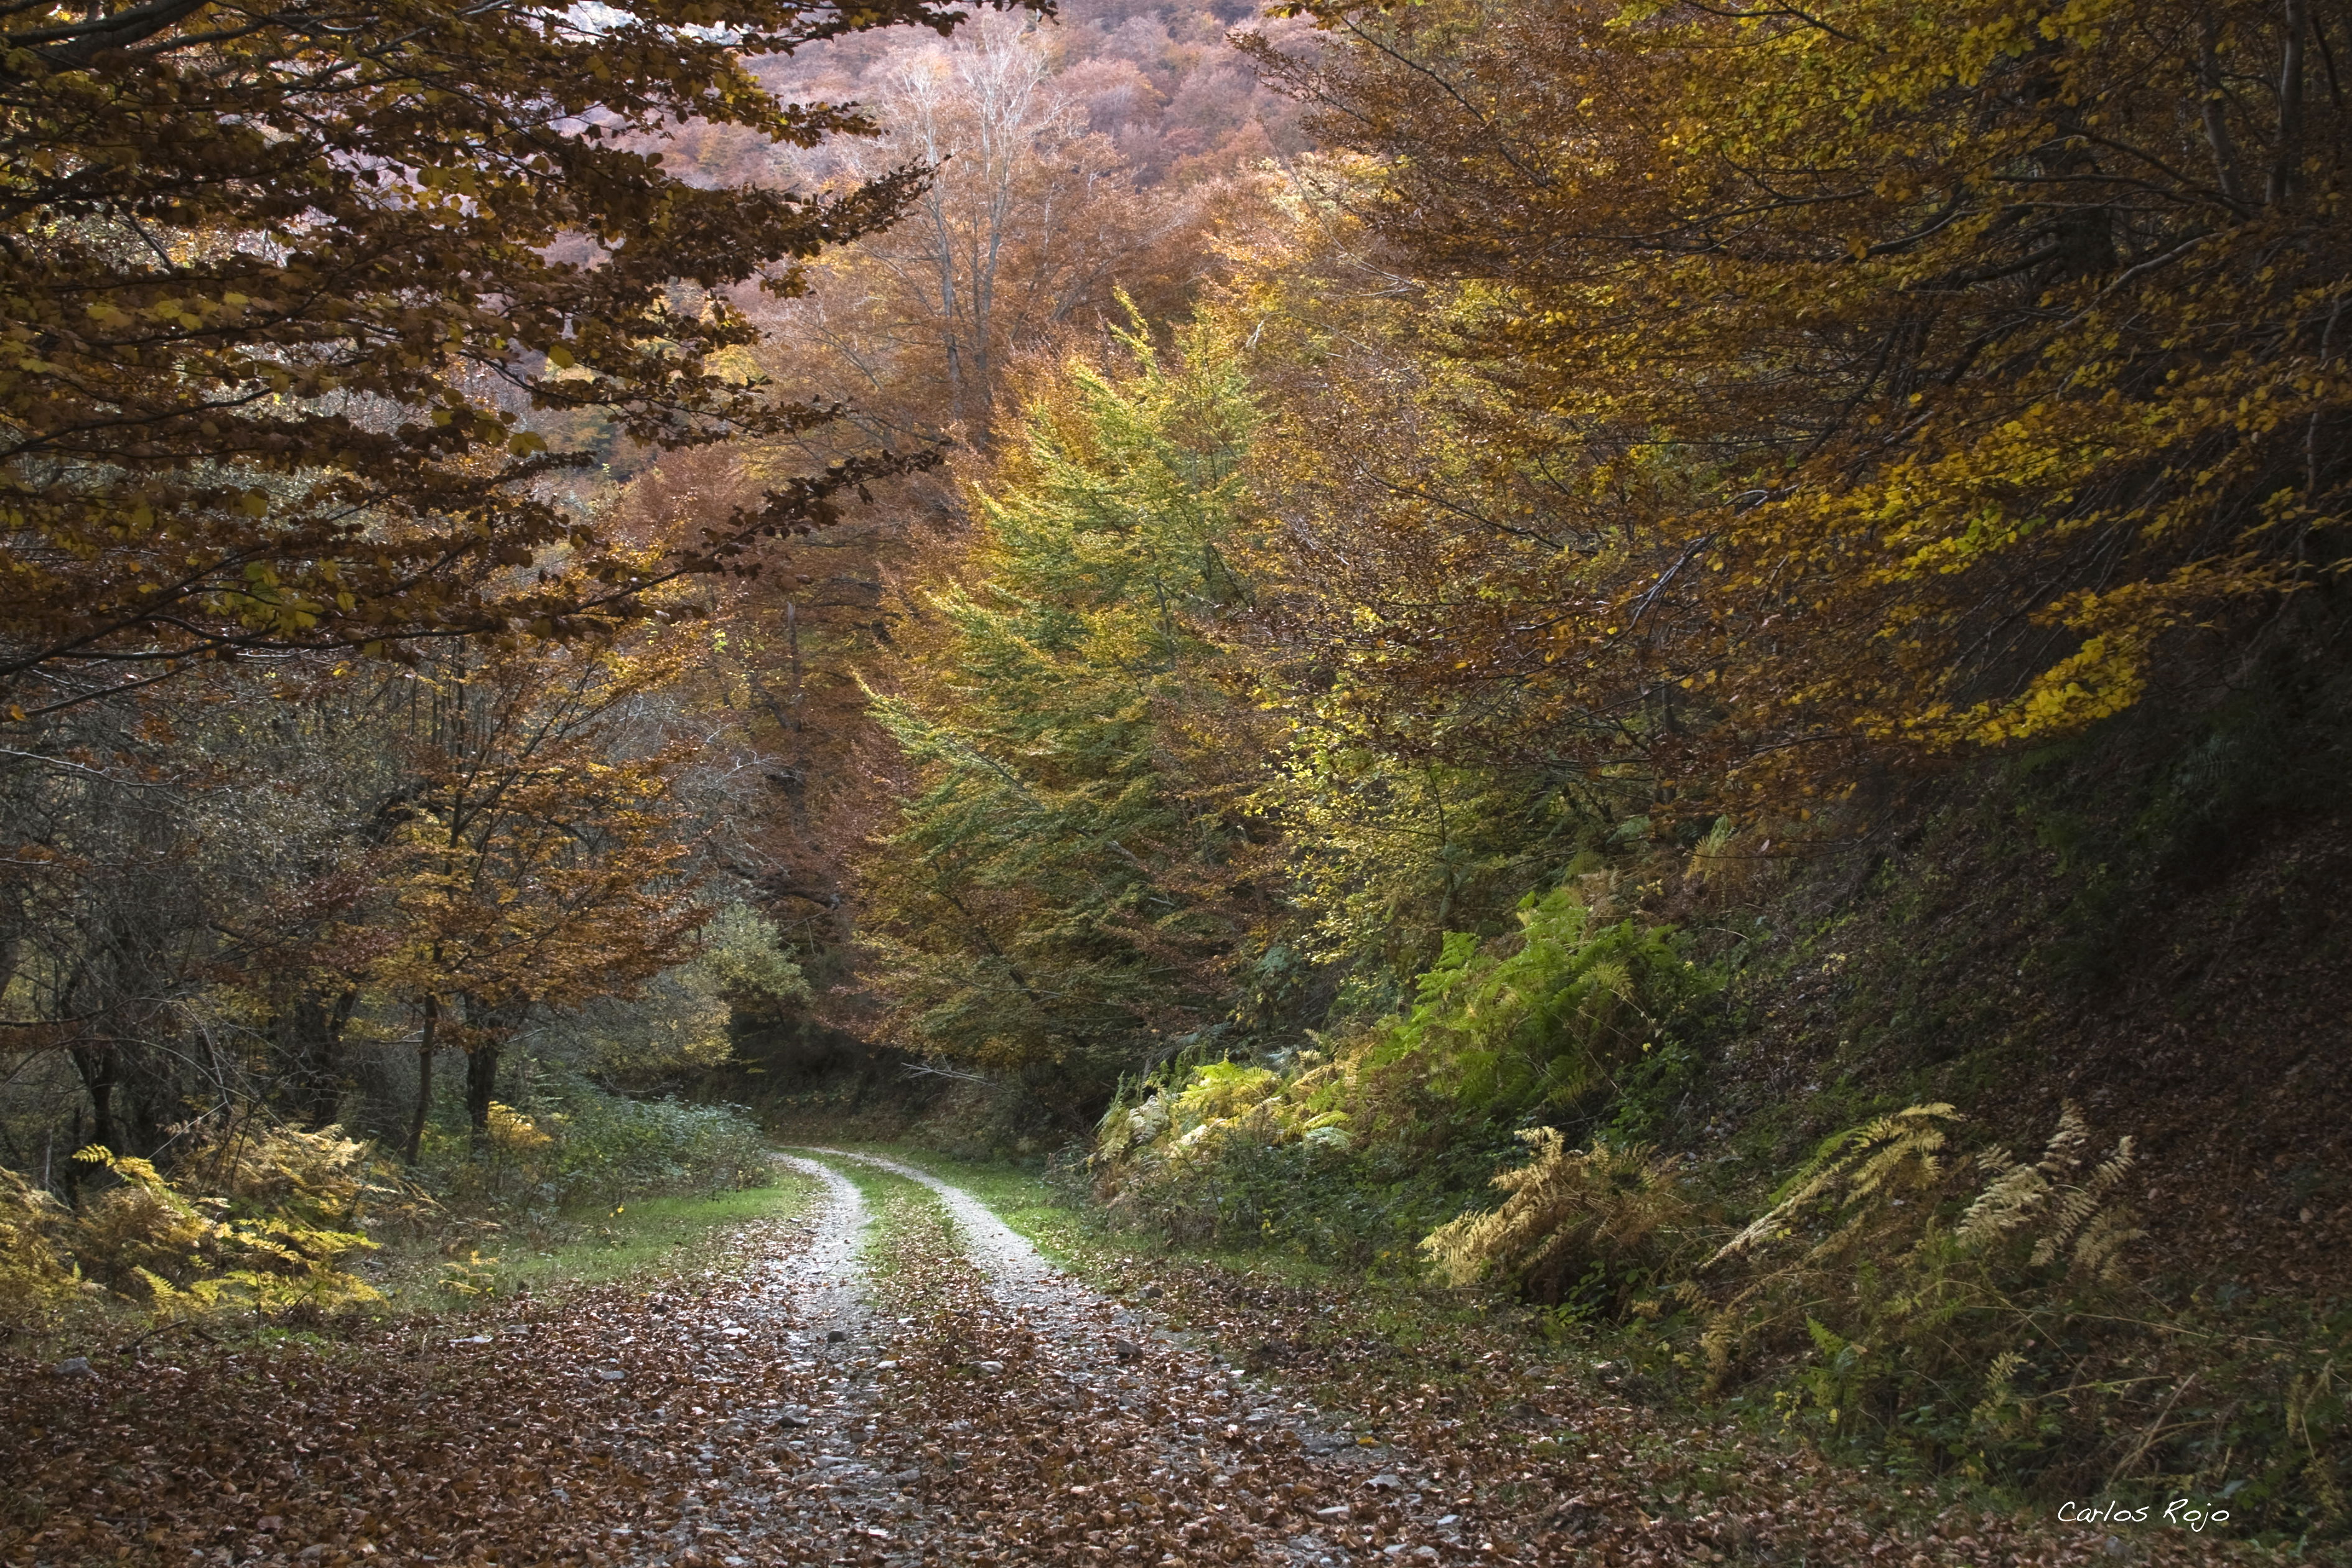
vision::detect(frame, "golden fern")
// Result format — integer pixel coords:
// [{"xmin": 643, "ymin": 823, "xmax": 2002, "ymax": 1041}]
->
[
  {"xmin": 1710, "ymin": 1103, "xmax": 1959, "ymax": 1266},
  {"xmin": 1956, "ymin": 1102, "xmax": 2142, "ymax": 1278},
  {"xmin": 0, "ymin": 1165, "xmax": 75, "ymax": 1318},
  {"xmin": 1424, "ymin": 1127, "xmax": 1691, "ymax": 1307},
  {"xmin": 1955, "ymin": 1148, "xmax": 2043, "ymax": 1244}
]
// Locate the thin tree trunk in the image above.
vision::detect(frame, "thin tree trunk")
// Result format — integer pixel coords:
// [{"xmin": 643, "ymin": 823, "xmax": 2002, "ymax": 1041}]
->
[
  {"xmin": 465, "ymin": 1038, "xmax": 502, "ymax": 1147},
  {"xmin": 301, "ymin": 988, "xmax": 359, "ymax": 1129},
  {"xmin": 70, "ymin": 1044, "xmax": 116, "ymax": 1155},
  {"xmin": 404, "ymin": 994, "xmax": 439, "ymax": 1165},
  {"xmin": 2271, "ymin": 0, "xmax": 2310, "ymax": 205},
  {"xmin": 2201, "ymin": 17, "xmax": 2250, "ymax": 208}
]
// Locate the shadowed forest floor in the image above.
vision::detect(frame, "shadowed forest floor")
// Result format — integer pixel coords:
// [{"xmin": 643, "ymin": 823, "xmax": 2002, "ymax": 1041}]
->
[{"xmin": 0, "ymin": 1152, "xmax": 2298, "ymax": 1567}]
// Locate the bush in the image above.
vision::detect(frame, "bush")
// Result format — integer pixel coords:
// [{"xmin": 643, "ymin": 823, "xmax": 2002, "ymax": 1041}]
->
[
  {"xmin": 1088, "ymin": 884, "xmax": 1710, "ymax": 1269},
  {"xmin": 0, "ymin": 1165, "xmax": 75, "ymax": 1327},
  {"xmin": 428, "ymin": 1086, "xmax": 772, "ymax": 1211},
  {"xmin": 1687, "ymin": 1102, "xmax": 2352, "ymax": 1525},
  {"xmin": 66, "ymin": 1126, "xmax": 386, "ymax": 1319},
  {"xmin": 1698, "ymin": 1104, "xmax": 2142, "ymax": 1412},
  {"xmin": 1104, "ymin": 1130, "xmax": 1505, "ymax": 1269},
  {"xmin": 1358, "ymin": 882, "xmax": 1711, "ymax": 1121},
  {"xmin": 546, "ymin": 1093, "xmax": 771, "ymax": 1205},
  {"xmin": 1423, "ymin": 1129, "xmax": 1697, "ymax": 1316}
]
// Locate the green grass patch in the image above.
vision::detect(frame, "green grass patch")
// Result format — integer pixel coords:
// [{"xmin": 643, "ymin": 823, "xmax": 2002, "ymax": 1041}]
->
[
  {"xmin": 824, "ymin": 1143, "xmax": 1351, "ymax": 1292},
  {"xmin": 377, "ymin": 1174, "xmax": 820, "ymax": 1310}
]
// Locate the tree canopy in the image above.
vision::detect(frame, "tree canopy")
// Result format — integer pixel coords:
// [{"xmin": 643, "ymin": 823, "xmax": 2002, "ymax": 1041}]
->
[
  {"xmin": 1243, "ymin": 0, "xmax": 2352, "ymax": 806},
  {"xmin": 0, "ymin": 0, "xmax": 1036, "ymax": 714}
]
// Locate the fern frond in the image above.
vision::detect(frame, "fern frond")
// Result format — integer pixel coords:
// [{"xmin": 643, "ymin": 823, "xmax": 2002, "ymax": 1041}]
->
[
  {"xmin": 1711, "ymin": 1103, "xmax": 1959, "ymax": 1266},
  {"xmin": 2083, "ymin": 1137, "xmax": 2136, "ymax": 1200},
  {"xmin": 1847, "ymin": 1124, "xmax": 1946, "ymax": 1198},
  {"xmin": 1422, "ymin": 1128, "xmax": 1690, "ymax": 1307},
  {"xmin": 1957, "ymin": 1160, "xmax": 2048, "ymax": 1247},
  {"xmin": 2035, "ymin": 1101, "xmax": 2090, "ymax": 1176},
  {"xmin": 2070, "ymin": 1210, "xmax": 2145, "ymax": 1283}
]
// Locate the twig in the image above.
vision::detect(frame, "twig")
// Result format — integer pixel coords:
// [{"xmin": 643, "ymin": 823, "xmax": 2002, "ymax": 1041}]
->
[
  {"xmin": 902, "ymin": 1062, "xmax": 995, "ymax": 1086},
  {"xmin": 114, "ymin": 1317, "xmax": 220, "ymax": 1358}
]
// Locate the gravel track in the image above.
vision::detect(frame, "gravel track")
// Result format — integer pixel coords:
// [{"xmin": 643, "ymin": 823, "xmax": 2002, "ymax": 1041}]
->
[{"xmin": 753, "ymin": 1149, "xmax": 1477, "ymax": 1567}]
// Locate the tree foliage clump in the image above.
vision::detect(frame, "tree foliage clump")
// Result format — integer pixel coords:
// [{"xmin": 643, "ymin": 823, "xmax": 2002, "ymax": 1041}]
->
[
  {"xmin": 861, "ymin": 317, "xmax": 1270, "ymax": 1094},
  {"xmin": 0, "ymin": 0, "xmax": 1026, "ymax": 711},
  {"xmin": 1239, "ymin": 0, "xmax": 2352, "ymax": 811}
]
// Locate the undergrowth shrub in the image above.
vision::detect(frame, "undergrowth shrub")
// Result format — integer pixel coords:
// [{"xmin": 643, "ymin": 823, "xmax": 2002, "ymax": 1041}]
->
[
  {"xmin": 1360, "ymin": 883, "xmax": 1710, "ymax": 1119},
  {"xmin": 0, "ymin": 1166, "xmax": 75, "ymax": 1328},
  {"xmin": 1423, "ymin": 1128, "xmax": 1697, "ymax": 1317},
  {"xmin": 1691, "ymin": 1102, "xmax": 2348, "ymax": 1529},
  {"xmin": 1104, "ymin": 1127, "xmax": 1508, "ymax": 1269},
  {"xmin": 66, "ymin": 1126, "xmax": 390, "ymax": 1319},
  {"xmin": 1091, "ymin": 883, "xmax": 1708, "ymax": 1264},
  {"xmin": 1700, "ymin": 1104, "xmax": 2147, "ymax": 1468},
  {"xmin": 1086, "ymin": 857, "xmax": 2351, "ymax": 1533},
  {"xmin": 426, "ymin": 1088, "xmax": 770, "ymax": 1212},
  {"xmin": 1402, "ymin": 1094, "xmax": 2345, "ymax": 1529}
]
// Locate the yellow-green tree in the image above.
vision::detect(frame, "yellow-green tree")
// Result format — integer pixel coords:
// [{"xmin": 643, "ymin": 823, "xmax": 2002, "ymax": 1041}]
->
[{"xmin": 860, "ymin": 320, "xmax": 1273, "ymax": 1098}]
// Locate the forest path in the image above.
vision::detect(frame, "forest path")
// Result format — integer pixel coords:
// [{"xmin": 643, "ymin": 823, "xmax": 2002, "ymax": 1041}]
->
[
  {"xmin": 4, "ymin": 1155, "xmax": 2241, "ymax": 1568},
  {"xmin": 621, "ymin": 1154, "xmax": 915, "ymax": 1566},
  {"xmin": 730, "ymin": 1148, "xmax": 1490, "ymax": 1567}
]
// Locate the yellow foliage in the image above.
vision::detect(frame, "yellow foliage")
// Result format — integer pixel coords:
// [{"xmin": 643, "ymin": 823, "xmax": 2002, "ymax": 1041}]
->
[
  {"xmin": 1228, "ymin": 0, "xmax": 2352, "ymax": 816},
  {"xmin": 0, "ymin": 1165, "xmax": 76, "ymax": 1322},
  {"xmin": 1422, "ymin": 1128, "xmax": 1694, "ymax": 1311},
  {"xmin": 439, "ymin": 1249, "xmax": 503, "ymax": 1299},
  {"xmin": 1095, "ymin": 1055, "xmax": 1354, "ymax": 1204},
  {"xmin": 1956, "ymin": 1102, "xmax": 2144, "ymax": 1282},
  {"xmin": 65, "ymin": 1127, "xmax": 386, "ymax": 1319},
  {"xmin": 485, "ymin": 1102, "xmax": 554, "ymax": 1154},
  {"xmin": 1710, "ymin": 1103, "xmax": 1961, "ymax": 1267},
  {"xmin": 70, "ymin": 1160, "xmax": 220, "ymax": 1296},
  {"xmin": 1697, "ymin": 1102, "xmax": 2143, "ymax": 1404}
]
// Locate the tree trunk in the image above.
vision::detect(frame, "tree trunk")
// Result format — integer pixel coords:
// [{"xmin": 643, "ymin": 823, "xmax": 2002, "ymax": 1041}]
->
[
  {"xmin": 465, "ymin": 1038, "xmax": 502, "ymax": 1146},
  {"xmin": 403, "ymin": 994, "xmax": 439, "ymax": 1165},
  {"xmin": 316, "ymin": 988, "xmax": 358, "ymax": 1127},
  {"xmin": 70, "ymin": 1043, "xmax": 116, "ymax": 1155},
  {"xmin": 285, "ymin": 988, "xmax": 358, "ymax": 1129},
  {"xmin": 2271, "ymin": 0, "xmax": 2309, "ymax": 207}
]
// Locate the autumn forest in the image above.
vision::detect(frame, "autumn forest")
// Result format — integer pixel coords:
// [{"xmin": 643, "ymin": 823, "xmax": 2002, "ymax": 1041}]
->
[{"xmin": 2, "ymin": 1, "xmax": 2348, "ymax": 1564}]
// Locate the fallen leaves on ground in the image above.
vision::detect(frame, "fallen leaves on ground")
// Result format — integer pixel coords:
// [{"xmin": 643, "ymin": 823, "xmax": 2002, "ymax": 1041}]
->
[
  {"xmin": 1, "ymin": 1169, "xmax": 2297, "ymax": 1568},
  {"xmin": 1, "ymin": 1214, "xmax": 825, "ymax": 1568}
]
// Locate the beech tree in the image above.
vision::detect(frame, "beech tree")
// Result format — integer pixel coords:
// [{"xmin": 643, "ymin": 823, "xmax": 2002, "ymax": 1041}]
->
[
  {"xmin": 1247, "ymin": 0, "xmax": 2352, "ymax": 810},
  {"xmin": 374, "ymin": 633, "xmax": 709, "ymax": 1158},
  {"xmin": 749, "ymin": 8, "xmax": 1218, "ymax": 457},
  {"xmin": 0, "ymin": 0, "xmax": 1035, "ymax": 717}
]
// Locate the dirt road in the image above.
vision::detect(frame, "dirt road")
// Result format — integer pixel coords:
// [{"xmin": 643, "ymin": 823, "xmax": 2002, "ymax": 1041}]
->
[{"xmin": 637, "ymin": 1149, "xmax": 1488, "ymax": 1566}]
